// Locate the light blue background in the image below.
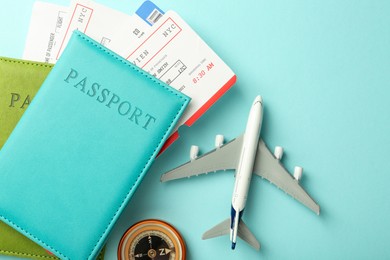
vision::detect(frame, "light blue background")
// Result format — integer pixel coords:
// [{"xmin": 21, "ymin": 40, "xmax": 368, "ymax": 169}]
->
[{"xmin": 1, "ymin": 0, "xmax": 390, "ymax": 259}]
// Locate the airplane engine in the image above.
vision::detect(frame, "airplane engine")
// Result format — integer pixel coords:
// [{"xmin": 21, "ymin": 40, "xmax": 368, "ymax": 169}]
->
[
  {"xmin": 190, "ymin": 145, "xmax": 199, "ymax": 160},
  {"xmin": 215, "ymin": 135, "xmax": 224, "ymax": 148},
  {"xmin": 294, "ymin": 166, "xmax": 303, "ymax": 182},
  {"xmin": 274, "ymin": 146, "xmax": 283, "ymax": 160}
]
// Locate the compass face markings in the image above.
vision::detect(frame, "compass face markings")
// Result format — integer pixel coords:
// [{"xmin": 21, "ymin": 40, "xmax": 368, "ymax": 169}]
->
[
  {"xmin": 118, "ymin": 220, "xmax": 186, "ymax": 260},
  {"xmin": 131, "ymin": 231, "xmax": 174, "ymax": 259}
]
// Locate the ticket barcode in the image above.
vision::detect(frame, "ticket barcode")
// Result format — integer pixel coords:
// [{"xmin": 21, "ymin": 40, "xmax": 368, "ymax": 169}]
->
[{"xmin": 147, "ymin": 9, "xmax": 163, "ymax": 25}]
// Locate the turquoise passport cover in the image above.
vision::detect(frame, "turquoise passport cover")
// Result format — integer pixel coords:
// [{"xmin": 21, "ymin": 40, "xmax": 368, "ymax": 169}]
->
[{"xmin": 0, "ymin": 31, "xmax": 189, "ymax": 259}]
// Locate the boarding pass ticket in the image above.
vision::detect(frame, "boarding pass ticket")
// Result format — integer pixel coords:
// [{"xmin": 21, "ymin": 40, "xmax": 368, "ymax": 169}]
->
[
  {"xmin": 24, "ymin": 0, "xmax": 236, "ymax": 147},
  {"xmin": 23, "ymin": 2, "xmax": 68, "ymax": 63},
  {"xmin": 23, "ymin": 0, "xmax": 160, "ymax": 63}
]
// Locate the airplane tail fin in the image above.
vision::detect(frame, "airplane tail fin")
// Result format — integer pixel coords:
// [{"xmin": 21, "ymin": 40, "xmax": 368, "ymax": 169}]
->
[
  {"xmin": 202, "ymin": 218, "xmax": 230, "ymax": 240},
  {"xmin": 237, "ymin": 220, "xmax": 261, "ymax": 250},
  {"xmin": 202, "ymin": 218, "xmax": 260, "ymax": 250}
]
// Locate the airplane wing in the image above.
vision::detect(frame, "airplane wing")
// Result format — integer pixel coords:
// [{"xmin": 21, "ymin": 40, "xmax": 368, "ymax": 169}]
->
[
  {"xmin": 160, "ymin": 135, "xmax": 244, "ymax": 182},
  {"xmin": 161, "ymin": 134, "xmax": 320, "ymax": 214},
  {"xmin": 253, "ymin": 139, "xmax": 320, "ymax": 214}
]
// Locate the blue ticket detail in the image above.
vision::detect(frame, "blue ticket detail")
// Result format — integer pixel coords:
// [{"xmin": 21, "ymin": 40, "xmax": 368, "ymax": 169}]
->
[{"xmin": 136, "ymin": 1, "xmax": 165, "ymax": 26}]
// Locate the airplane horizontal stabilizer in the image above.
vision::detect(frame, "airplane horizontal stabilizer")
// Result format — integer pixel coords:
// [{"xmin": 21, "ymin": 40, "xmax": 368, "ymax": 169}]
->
[
  {"xmin": 238, "ymin": 220, "xmax": 261, "ymax": 250},
  {"xmin": 202, "ymin": 218, "xmax": 230, "ymax": 240}
]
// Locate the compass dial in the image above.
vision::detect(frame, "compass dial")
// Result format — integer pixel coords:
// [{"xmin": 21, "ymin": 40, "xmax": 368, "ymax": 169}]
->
[{"xmin": 118, "ymin": 219, "xmax": 186, "ymax": 260}]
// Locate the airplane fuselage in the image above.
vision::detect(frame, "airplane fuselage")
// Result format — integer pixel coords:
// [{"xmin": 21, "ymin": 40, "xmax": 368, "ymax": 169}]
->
[{"xmin": 230, "ymin": 96, "xmax": 263, "ymax": 249}]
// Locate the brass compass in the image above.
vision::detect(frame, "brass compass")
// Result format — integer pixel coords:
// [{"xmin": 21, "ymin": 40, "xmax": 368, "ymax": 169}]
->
[{"xmin": 118, "ymin": 219, "xmax": 186, "ymax": 260}]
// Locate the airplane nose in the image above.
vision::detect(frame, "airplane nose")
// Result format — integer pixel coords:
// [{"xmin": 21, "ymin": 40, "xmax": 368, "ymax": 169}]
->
[{"xmin": 254, "ymin": 95, "xmax": 263, "ymax": 105}]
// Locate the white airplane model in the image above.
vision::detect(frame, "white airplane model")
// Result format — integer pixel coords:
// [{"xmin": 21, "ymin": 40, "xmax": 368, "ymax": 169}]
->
[{"xmin": 161, "ymin": 96, "xmax": 320, "ymax": 250}]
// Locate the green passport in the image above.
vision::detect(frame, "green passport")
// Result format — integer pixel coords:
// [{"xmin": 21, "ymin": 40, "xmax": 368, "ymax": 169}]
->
[
  {"xmin": 0, "ymin": 57, "xmax": 55, "ymax": 259},
  {"xmin": 0, "ymin": 57, "xmax": 53, "ymax": 149}
]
